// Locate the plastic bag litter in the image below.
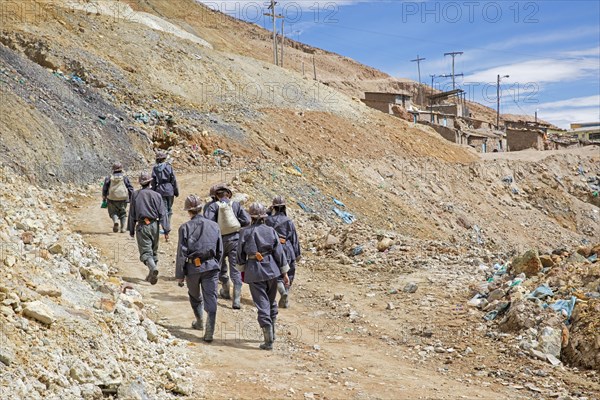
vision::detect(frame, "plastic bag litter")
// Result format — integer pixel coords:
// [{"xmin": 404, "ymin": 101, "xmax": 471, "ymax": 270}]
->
[
  {"xmin": 527, "ymin": 284, "xmax": 554, "ymax": 300},
  {"xmin": 296, "ymin": 201, "xmax": 312, "ymax": 212},
  {"xmin": 333, "ymin": 198, "xmax": 345, "ymax": 207},
  {"xmin": 548, "ymin": 296, "xmax": 577, "ymax": 320},
  {"xmin": 333, "ymin": 207, "xmax": 356, "ymax": 224}
]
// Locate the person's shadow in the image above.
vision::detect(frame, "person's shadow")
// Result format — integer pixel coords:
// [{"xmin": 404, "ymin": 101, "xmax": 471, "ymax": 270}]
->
[{"xmin": 158, "ymin": 322, "xmax": 261, "ymax": 350}]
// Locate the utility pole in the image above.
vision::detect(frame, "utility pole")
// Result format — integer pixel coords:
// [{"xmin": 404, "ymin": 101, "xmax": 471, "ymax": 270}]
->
[
  {"xmin": 280, "ymin": 19, "xmax": 285, "ymax": 67},
  {"xmin": 264, "ymin": 1, "xmax": 283, "ymax": 65},
  {"xmin": 411, "ymin": 55, "xmax": 425, "ymax": 104},
  {"xmin": 429, "ymin": 74, "xmax": 436, "ymax": 107},
  {"xmin": 444, "ymin": 51, "xmax": 463, "ymax": 90},
  {"xmin": 497, "ymin": 74, "xmax": 510, "ymax": 129}
]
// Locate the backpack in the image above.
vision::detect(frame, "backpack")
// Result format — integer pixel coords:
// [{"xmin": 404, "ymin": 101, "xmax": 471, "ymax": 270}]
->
[
  {"xmin": 108, "ymin": 175, "xmax": 129, "ymax": 201},
  {"xmin": 217, "ymin": 201, "xmax": 241, "ymax": 235}
]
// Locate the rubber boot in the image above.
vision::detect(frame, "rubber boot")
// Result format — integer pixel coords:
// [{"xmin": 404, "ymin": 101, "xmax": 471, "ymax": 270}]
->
[
  {"xmin": 112, "ymin": 215, "xmax": 119, "ymax": 233},
  {"xmin": 232, "ymin": 284, "xmax": 242, "ymax": 310},
  {"xmin": 220, "ymin": 279, "xmax": 231, "ymax": 299},
  {"xmin": 145, "ymin": 258, "xmax": 159, "ymax": 285},
  {"xmin": 192, "ymin": 305, "xmax": 203, "ymax": 330},
  {"xmin": 277, "ymin": 281, "xmax": 289, "ymax": 309},
  {"xmin": 259, "ymin": 325, "xmax": 273, "ymax": 350},
  {"xmin": 203, "ymin": 312, "xmax": 216, "ymax": 342},
  {"xmin": 119, "ymin": 217, "xmax": 127, "ymax": 233},
  {"xmin": 272, "ymin": 317, "xmax": 276, "ymax": 342}
]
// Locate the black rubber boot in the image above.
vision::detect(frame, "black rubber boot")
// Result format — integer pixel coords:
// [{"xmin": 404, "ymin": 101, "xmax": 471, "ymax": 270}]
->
[
  {"xmin": 272, "ymin": 317, "xmax": 277, "ymax": 342},
  {"xmin": 277, "ymin": 281, "xmax": 288, "ymax": 308},
  {"xmin": 232, "ymin": 284, "xmax": 242, "ymax": 310},
  {"xmin": 259, "ymin": 325, "xmax": 273, "ymax": 350},
  {"xmin": 220, "ymin": 280, "xmax": 231, "ymax": 299},
  {"xmin": 192, "ymin": 305, "xmax": 203, "ymax": 330},
  {"xmin": 203, "ymin": 312, "xmax": 216, "ymax": 342},
  {"xmin": 145, "ymin": 259, "xmax": 159, "ymax": 285}
]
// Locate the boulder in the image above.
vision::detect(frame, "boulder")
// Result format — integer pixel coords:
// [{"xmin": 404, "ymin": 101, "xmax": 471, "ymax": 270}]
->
[
  {"xmin": 48, "ymin": 243, "xmax": 63, "ymax": 255},
  {"xmin": 403, "ymin": 282, "xmax": 418, "ymax": 293},
  {"xmin": 538, "ymin": 326, "xmax": 562, "ymax": 358},
  {"xmin": 377, "ymin": 237, "xmax": 393, "ymax": 252},
  {"xmin": 36, "ymin": 284, "xmax": 62, "ymax": 298},
  {"xmin": 23, "ymin": 300, "xmax": 56, "ymax": 325},
  {"xmin": 323, "ymin": 234, "xmax": 339, "ymax": 250},
  {"xmin": 511, "ymin": 250, "xmax": 542, "ymax": 277},
  {"xmin": 3, "ymin": 255, "xmax": 17, "ymax": 268},
  {"xmin": 0, "ymin": 337, "xmax": 15, "ymax": 366},
  {"xmin": 21, "ymin": 231, "xmax": 34, "ymax": 244},
  {"xmin": 539, "ymin": 254, "xmax": 555, "ymax": 268},
  {"xmin": 562, "ymin": 300, "xmax": 600, "ymax": 370},
  {"xmin": 499, "ymin": 299, "xmax": 538, "ymax": 332},
  {"xmin": 69, "ymin": 359, "xmax": 95, "ymax": 384}
]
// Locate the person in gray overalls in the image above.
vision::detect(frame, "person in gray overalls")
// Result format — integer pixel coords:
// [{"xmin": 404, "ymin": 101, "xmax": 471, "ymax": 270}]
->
[
  {"xmin": 151, "ymin": 151, "xmax": 179, "ymax": 226},
  {"xmin": 102, "ymin": 162, "xmax": 133, "ymax": 233},
  {"xmin": 236, "ymin": 203, "xmax": 289, "ymax": 350},
  {"xmin": 204, "ymin": 183, "xmax": 250, "ymax": 309},
  {"xmin": 176, "ymin": 195, "xmax": 222, "ymax": 342},
  {"xmin": 266, "ymin": 195, "xmax": 301, "ymax": 308},
  {"xmin": 128, "ymin": 172, "xmax": 170, "ymax": 285}
]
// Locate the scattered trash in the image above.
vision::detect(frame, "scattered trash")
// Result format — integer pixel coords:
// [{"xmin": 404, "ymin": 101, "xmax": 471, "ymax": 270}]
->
[
  {"xmin": 548, "ymin": 296, "xmax": 577, "ymax": 320},
  {"xmin": 527, "ymin": 284, "xmax": 554, "ymax": 300},
  {"xmin": 333, "ymin": 198, "xmax": 345, "ymax": 207},
  {"xmin": 589, "ymin": 253, "xmax": 598, "ymax": 262},
  {"xmin": 511, "ymin": 187, "xmax": 520, "ymax": 195},
  {"xmin": 483, "ymin": 310, "xmax": 498, "ymax": 321},
  {"xmin": 292, "ymin": 164, "xmax": 302, "ymax": 175},
  {"xmin": 333, "ymin": 207, "xmax": 356, "ymax": 224},
  {"xmin": 296, "ymin": 201, "xmax": 312, "ymax": 212},
  {"xmin": 502, "ymin": 176, "xmax": 513, "ymax": 184},
  {"xmin": 351, "ymin": 246, "xmax": 363, "ymax": 256}
]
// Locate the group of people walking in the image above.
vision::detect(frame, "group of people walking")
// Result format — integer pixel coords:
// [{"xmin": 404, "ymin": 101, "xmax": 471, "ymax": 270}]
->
[{"xmin": 101, "ymin": 154, "xmax": 301, "ymax": 349}]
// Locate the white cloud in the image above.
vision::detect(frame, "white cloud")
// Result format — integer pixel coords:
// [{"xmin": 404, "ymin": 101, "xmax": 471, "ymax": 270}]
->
[
  {"xmin": 465, "ymin": 57, "xmax": 600, "ymax": 85},
  {"xmin": 539, "ymin": 107, "xmax": 600, "ymax": 129},
  {"xmin": 536, "ymin": 95, "xmax": 600, "ymax": 110}
]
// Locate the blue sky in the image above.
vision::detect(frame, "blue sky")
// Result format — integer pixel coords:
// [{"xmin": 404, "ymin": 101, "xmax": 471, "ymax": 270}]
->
[{"xmin": 199, "ymin": 1, "xmax": 599, "ymax": 128}]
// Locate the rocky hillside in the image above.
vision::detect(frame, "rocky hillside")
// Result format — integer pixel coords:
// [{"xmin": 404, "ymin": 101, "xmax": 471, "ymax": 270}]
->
[{"xmin": 0, "ymin": 175, "xmax": 206, "ymax": 399}]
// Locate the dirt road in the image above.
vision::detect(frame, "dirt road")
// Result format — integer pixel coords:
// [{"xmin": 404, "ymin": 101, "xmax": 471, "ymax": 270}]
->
[{"xmin": 72, "ymin": 172, "xmax": 529, "ymax": 400}]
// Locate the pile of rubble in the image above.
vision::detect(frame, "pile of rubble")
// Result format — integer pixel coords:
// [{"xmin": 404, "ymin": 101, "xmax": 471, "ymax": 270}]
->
[
  {"xmin": 467, "ymin": 245, "xmax": 600, "ymax": 370},
  {"xmin": 0, "ymin": 172, "xmax": 203, "ymax": 399}
]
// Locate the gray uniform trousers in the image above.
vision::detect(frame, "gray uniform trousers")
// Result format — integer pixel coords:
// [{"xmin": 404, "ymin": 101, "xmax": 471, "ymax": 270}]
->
[
  {"xmin": 136, "ymin": 221, "xmax": 159, "ymax": 264},
  {"xmin": 221, "ymin": 236, "xmax": 242, "ymax": 286},
  {"xmin": 162, "ymin": 196, "xmax": 174, "ymax": 222},
  {"xmin": 186, "ymin": 269, "xmax": 219, "ymax": 313},
  {"xmin": 248, "ymin": 278, "xmax": 279, "ymax": 328},
  {"xmin": 107, "ymin": 200, "xmax": 127, "ymax": 220}
]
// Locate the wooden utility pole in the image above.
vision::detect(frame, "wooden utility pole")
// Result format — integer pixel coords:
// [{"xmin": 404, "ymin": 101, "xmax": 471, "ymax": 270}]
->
[
  {"xmin": 280, "ymin": 19, "xmax": 285, "ymax": 67},
  {"xmin": 264, "ymin": 1, "xmax": 283, "ymax": 65},
  {"xmin": 497, "ymin": 74, "xmax": 510, "ymax": 129},
  {"xmin": 444, "ymin": 51, "xmax": 463, "ymax": 90},
  {"xmin": 410, "ymin": 55, "xmax": 425, "ymax": 104}
]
